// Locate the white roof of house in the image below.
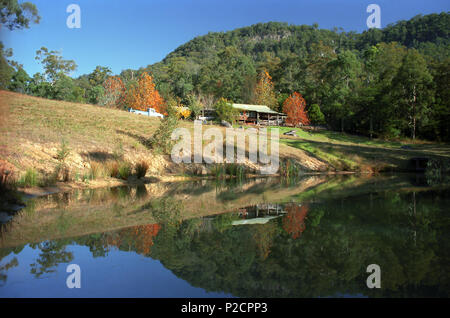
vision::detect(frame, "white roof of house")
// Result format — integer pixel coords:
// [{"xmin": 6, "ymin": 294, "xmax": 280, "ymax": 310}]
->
[{"xmin": 232, "ymin": 104, "xmax": 284, "ymax": 115}]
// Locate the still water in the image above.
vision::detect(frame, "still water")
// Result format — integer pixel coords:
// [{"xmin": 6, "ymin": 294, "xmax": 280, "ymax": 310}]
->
[{"xmin": 0, "ymin": 174, "xmax": 449, "ymax": 297}]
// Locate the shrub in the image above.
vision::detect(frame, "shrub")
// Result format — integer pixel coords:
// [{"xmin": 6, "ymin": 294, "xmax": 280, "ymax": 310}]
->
[
  {"xmin": 135, "ymin": 160, "xmax": 149, "ymax": 178},
  {"xmin": 175, "ymin": 106, "xmax": 191, "ymax": 119},
  {"xmin": 211, "ymin": 164, "xmax": 226, "ymax": 178},
  {"xmin": 186, "ymin": 94, "xmax": 204, "ymax": 119},
  {"xmin": 214, "ymin": 98, "xmax": 238, "ymax": 124},
  {"xmin": 39, "ymin": 173, "xmax": 58, "ymax": 186},
  {"xmin": 308, "ymin": 104, "xmax": 325, "ymax": 125},
  {"xmin": 107, "ymin": 161, "xmax": 120, "ymax": 178},
  {"xmin": 118, "ymin": 162, "xmax": 132, "ymax": 180},
  {"xmin": 56, "ymin": 139, "xmax": 70, "ymax": 162},
  {"xmin": 148, "ymin": 101, "xmax": 179, "ymax": 154},
  {"xmin": 0, "ymin": 160, "xmax": 15, "ymax": 190},
  {"xmin": 18, "ymin": 168, "xmax": 38, "ymax": 187},
  {"xmin": 280, "ymin": 159, "xmax": 301, "ymax": 178},
  {"xmin": 225, "ymin": 163, "xmax": 245, "ymax": 178},
  {"xmin": 51, "ymin": 163, "xmax": 71, "ymax": 183},
  {"xmin": 89, "ymin": 161, "xmax": 103, "ymax": 180}
]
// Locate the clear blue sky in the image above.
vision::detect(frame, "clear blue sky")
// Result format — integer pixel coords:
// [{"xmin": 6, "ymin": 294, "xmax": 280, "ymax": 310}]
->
[{"xmin": 1, "ymin": 0, "xmax": 449, "ymax": 77}]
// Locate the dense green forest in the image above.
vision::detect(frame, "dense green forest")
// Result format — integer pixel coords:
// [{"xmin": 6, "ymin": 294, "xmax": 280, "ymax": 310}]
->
[{"xmin": 1, "ymin": 11, "xmax": 449, "ymax": 140}]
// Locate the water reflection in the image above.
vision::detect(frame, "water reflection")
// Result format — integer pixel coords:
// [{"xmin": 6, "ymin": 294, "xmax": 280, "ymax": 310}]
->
[{"xmin": 0, "ymin": 175, "xmax": 449, "ymax": 297}]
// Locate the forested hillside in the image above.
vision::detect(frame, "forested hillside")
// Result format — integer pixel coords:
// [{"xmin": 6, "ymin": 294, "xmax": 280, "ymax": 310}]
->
[
  {"xmin": 3, "ymin": 12, "xmax": 450, "ymax": 141},
  {"xmin": 135, "ymin": 12, "xmax": 449, "ymax": 140}
]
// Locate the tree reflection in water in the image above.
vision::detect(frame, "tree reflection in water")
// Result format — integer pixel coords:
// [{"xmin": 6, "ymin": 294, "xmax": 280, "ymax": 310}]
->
[{"xmin": 0, "ymin": 187, "xmax": 449, "ymax": 297}]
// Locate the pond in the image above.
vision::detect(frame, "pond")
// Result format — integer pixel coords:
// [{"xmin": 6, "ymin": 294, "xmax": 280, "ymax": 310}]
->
[{"xmin": 0, "ymin": 174, "xmax": 449, "ymax": 297}]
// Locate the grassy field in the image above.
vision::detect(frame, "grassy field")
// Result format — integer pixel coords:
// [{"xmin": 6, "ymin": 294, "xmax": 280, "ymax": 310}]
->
[
  {"xmin": 267, "ymin": 126, "xmax": 450, "ymax": 172},
  {"xmin": 0, "ymin": 90, "xmax": 191, "ymax": 182},
  {"xmin": 1, "ymin": 90, "xmax": 164, "ymax": 161},
  {"xmin": 1, "ymin": 90, "xmax": 450, "ymax": 186},
  {"xmin": 0, "ymin": 91, "xmax": 326, "ymax": 185}
]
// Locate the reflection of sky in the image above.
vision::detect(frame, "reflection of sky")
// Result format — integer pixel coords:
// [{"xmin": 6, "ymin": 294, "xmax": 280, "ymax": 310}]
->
[{"xmin": 0, "ymin": 244, "xmax": 234, "ymax": 298}]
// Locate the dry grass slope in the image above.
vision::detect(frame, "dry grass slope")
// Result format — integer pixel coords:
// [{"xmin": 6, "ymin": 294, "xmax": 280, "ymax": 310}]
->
[
  {"xmin": 0, "ymin": 91, "xmax": 327, "ymax": 182},
  {"xmin": 0, "ymin": 90, "xmax": 175, "ymax": 178}
]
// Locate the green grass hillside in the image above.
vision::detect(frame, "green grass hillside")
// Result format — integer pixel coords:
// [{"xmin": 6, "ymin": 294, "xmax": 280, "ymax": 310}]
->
[
  {"xmin": 1, "ymin": 90, "xmax": 449, "ymax": 187},
  {"xmin": 269, "ymin": 126, "xmax": 450, "ymax": 172}
]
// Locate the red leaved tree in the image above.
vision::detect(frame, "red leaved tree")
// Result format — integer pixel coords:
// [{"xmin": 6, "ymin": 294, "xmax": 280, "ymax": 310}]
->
[
  {"xmin": 282, "ymin": 204, "xmax": 309, "ymax": 239},
  {"xmin": 106, "ymin": 224, "xmax": 161, "ymax": 255},
  {"xmin": 282, "ymin": 92, "xmax": 310, "ymax": 126},
  {"xmin": 126, "ymin": 72, "xmax": 165, "ymax": 114},
  {"xmin": 132, "ymin": 224, "xmax": 161, "ymax": 255}
]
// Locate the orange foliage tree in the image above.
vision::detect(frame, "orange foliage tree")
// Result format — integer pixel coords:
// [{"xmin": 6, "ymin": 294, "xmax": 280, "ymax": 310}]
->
[
  {"xmin": 105, "ymin": 223, "xmax": 161, "ymax": 255},
  {"xmin": 253, "ymin": 70, "xmax": 278, "ymax": 110},
  {"xmin": 126, "ymin": 72, "xmax": 165, "ymax": 114},
  {"xmin": 101, "ymin": 76, "xmax": 125, "ymax": 108},
  {"xmin": 131, "ymin": 224, "xmax": 161, "ymax": 255},
  {"xmin": 282, "ymin": 92, "xmax": 310, "ymax": 126},
  {"xmin": 282, "ymin": 204, "xmax": 309, "ymax": 239}
]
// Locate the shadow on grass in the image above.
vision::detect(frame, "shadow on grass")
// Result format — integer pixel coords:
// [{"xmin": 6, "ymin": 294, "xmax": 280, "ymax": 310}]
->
[
  {"xmin": 116, "ymin": 129, "xmax": 150, "ymax": 149},
  {"xmin": 81, "ymin": 151, "xmax": 116, "ymax": 162}
]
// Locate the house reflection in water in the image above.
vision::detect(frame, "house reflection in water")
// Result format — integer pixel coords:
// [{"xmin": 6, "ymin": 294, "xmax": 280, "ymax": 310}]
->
[{"xmin": 232, "ymin": 203, "xmax": 288, "ymax": 225}]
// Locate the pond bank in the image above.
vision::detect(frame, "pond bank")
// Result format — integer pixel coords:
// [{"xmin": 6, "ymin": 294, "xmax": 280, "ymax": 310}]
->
[
  {"xmin": 14, "ymin": 170, "xmax": 360, "ymax": 198},
  {"xmin": 0, "ymin": 173, "xmax": 444, "ymax": 249},
  {"xmin": 0, "ymin": 170, "xmax": 362, "ymax": 219}
]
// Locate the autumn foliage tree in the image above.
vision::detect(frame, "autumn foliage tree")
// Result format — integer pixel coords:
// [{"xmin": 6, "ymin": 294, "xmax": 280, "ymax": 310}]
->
[
  {"xmin": 100, "ymin": 76, "xmax": 125, "ymax": 108},
  {"xmin": 253, "ymin": 70, "xmax": 277, "ymax": 110},
  {"xmin": 105, "ymin": 224, "xmax": 161, "ymax": 255},
  {"xmin": 282, "ymin": 204, "xmax": 309, "ymax": 239},
  {"xmin": 126, "ymin": 72, "xmax": 165, "ymax": 114},
  {"xmin": 131, "ymin": 224, "xmax": 161, "ymax": 255},
  {"xmin": 282, "ymin": 92, "xmax": 310, "ymax": 126}
]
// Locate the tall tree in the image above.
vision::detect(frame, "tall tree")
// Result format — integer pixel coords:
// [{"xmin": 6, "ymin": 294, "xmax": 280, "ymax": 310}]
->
[
  {"xmin": 392, "ymin": 49, "xmax": 433, "ymax": 139},
  {"xmin": 429, "ymin": 58, "xmax": 450, "ymax": 141},
  {"xmin": 35, "ymin": 47, "xmax": 77, "ymax": 83},
  {"xmin": 8, "ymin": 66, "xmax": 29, "ymax": 93},
  {"xmin": 28, "ymin": 72, "xmax": 52, "ymax": 97},
  {"xmin": 53, "ymin": 74, "xmax": 83, "ymax": 102},
  {"xmin": 282, "ymin": 204, "xmax": 309, "ymax": 239},
  {"xmin": 198, "ymin": 46, "xmax": 256, "ymax": 103},
  {"xmin": 0, "ymin": 42, "xmax": 14, "ymax": 89},
  {"xmin": 322, "ymin": 50, "xmax": 361, "ymax": 132},
  {"xmin": 100, "ymin": 76, "xmax": 125, "ymax": 108},
  {"xmin": 88, "ymin": 66, "xmax": 111, "ymax": 87},
  {"xmin": 0, "ymin": 0, "xmax": 40, "ymax": 30},
  {"xmin": 253, "ymin": 70, "xmax": 277, "ymax": 110},
  {"xmin": 302, "ymin": 42, "xmax": 337, "ymax": 112},
  {"xmin": 282, "ymin": 92, "xmax": 310, "ymax": 126},
  {"xmin": 126, "ymin": 72, "xmax": 165, "ymax": 114},
  {"xmin": 368, "ymin": 42, "xmax": 407, "ymax": 138}
]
